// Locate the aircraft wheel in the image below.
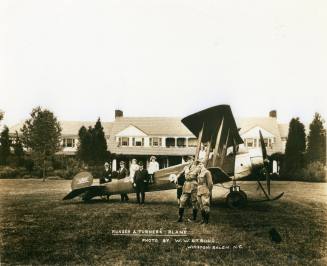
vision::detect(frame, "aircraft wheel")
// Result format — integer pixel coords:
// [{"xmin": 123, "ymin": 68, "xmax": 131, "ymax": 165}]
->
[
  {"xmin": 226, "ymin": 191, "xmax": 247, "ymax": 209},
  {"xmin": 239, "ymin": 190, "xmax": 247, "ymax": 201}
]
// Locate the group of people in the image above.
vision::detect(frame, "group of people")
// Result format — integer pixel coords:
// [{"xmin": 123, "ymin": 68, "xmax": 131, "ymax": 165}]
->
[
  {"xmin": 100, "ymin": 154, "xmax": 213, "ymax": 224},
  {"xmin": 176, "ymin": 155, "xmax": 213, "ymax": 224},
  {"xmin": 100, "ymin": 156, "xmax": 159, "ymax": 204}
]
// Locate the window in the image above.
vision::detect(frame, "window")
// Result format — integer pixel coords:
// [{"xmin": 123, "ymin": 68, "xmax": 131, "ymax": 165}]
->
[
  {"xmin": 177, "ymin": 138, "xmax": 186, "ymax": 147},
  {"xmin": 246, "ymin": 138, "xmax": 254, "ymax": 147},
  {"xmin": 188, "ymin": 138, "xmax": 197, "ymax": 147},
  {"xmin": 121, "ymin": 137, "xmax": 129, "ymax": 146},
  {"xmin": 132, "ymin": 137, "xmax": 144, "ymax": 146},
  {"xmin": 150, "ymin": 137, "xmax": 162, "ymax": 147},
  {"xmin": 63, "ymin": 138, "xmax": 75, "ymax": 148},
  {"xmin": 166, "ymin": 138, "xmax": 175, "ymax": 147},
  {"xmin": 258, "ymin": 138, "xmax": 272, "ymax": 148}
]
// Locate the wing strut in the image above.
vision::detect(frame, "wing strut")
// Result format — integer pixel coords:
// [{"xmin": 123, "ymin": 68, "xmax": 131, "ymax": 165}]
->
[
  {"xmin": 219, "ymin": 129, "xmax": 230, "ymax": 167},
  {"xmin": 194, "ymin": 123, "xmax": 204, "ymax": 161},
  {"xmin": 212, "ymin": 118, "xmax": 224, "ymax": 166},
  {"xmin": 204, "ymin": 137, "xmax": 213, "ymax": 167}
]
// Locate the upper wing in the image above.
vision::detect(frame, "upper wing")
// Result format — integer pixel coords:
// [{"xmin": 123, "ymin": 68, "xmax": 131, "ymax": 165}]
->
[
  {"xmin": 182, "ymin": 105, "xmax": 243, "ymax": 147},
  {"xmin": 182, "ymin": 105, "xmax": 243, "ymax": 171}
]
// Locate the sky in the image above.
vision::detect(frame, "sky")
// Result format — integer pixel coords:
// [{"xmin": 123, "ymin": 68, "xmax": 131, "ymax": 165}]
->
[{"xmin": 0, "ymin": 0, "xmax": 326, "ymax": 127}]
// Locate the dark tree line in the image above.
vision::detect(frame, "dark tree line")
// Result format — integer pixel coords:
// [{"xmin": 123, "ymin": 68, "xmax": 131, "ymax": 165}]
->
[
  {"xmin": 306, "ymin": 113, "xmax": 326, "ymax": 164},
  {"xmin": 77, "ymin": 118, "xmax": 109, "ymax": 165},
  {"xmin": 282, "ymin": 112, "xmax": 326, "ymax": 178}
]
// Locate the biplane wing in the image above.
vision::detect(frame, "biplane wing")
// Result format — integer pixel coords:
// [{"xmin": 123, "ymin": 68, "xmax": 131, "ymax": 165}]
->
[{"xmin": 181, "ymin": 105, "xmax": 243, "ymax": 171}]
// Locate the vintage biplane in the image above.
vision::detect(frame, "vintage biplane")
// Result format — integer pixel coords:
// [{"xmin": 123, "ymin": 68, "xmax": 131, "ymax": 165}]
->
[{"xmin": 63, "ymin": 105, "xmax": 284, "ymax": 208}]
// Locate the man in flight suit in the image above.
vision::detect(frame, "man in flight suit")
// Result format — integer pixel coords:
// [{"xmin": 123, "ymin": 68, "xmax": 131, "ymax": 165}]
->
[
  {"xmin": 177, "ymin": 156, "xmax": 200, "ymax": 222},
  {"xmin": 197, "ymin": 161, "xmax": 213, "ymax": 224}
]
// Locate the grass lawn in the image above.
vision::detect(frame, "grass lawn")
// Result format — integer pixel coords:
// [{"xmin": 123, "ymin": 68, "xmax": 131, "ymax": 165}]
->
[{"xmin": 0, "ymin": 179, "xmax": 327, "ymax": 265}]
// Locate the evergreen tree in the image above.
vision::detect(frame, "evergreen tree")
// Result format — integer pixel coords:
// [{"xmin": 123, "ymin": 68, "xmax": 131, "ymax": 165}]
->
[
  {"xmin": 77, "ymin": 126, "xmax": 92, "ymax": 164},
  {"xmin": 13, "ymin": 131, "xmax": 24, "ymax": 166},
  {"xmin": 0, "ymin": 126, "xmax": 11, "ymax": 165},
  {"xmin": 92, "ymin": 118, "xmax": 108, "ymax": 164},
  {"xmin": 306, "ymin": 113, "xmax": 326, "ymax": 164},
  {"xmin": 76, "ymin": 119, "xmax": 108, "ymax": 165},
  {"xmin": 282, "ymin": 118, "xmax": 306, "ymax": 176},
  {"xmin": 21, "ymin": 107, "xmax": 62, "ymax": 181}
]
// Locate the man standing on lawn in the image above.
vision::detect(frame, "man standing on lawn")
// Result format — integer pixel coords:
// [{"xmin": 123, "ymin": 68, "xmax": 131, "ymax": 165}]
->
[
  {"xmin": 117, "ymin": 161, "xmax": 129, "ymax": 202},
  {"xmin": 196, "ymin": 160, "xmax": 213, "ymax": 224},
  {"xmin": 177, "ymin": 156, "xmax": 200, "ymax": 222},
  {"xmin": 133, "ymin": 161, "xmax": 149, "ymax": 205}
]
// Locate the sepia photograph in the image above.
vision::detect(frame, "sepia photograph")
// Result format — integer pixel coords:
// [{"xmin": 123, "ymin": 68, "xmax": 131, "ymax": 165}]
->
[{"xmin": 0, "ymin": 1, "xmax": 326, "ymax": 265}]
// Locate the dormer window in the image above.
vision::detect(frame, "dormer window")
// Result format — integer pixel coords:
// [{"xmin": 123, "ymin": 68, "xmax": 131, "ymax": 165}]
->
[
  {"xmin": 132, "ymin": 137, "xmax": 144, "ymax": 146},
  {"xmin": 121, "ymin": 137, "xmax": 129, "ymax": 146}
]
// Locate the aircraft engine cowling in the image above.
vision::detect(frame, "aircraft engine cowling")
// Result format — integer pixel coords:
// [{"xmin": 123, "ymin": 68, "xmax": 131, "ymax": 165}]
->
[{"xmin": 71, "ymin": 171, "xmax": 93, "ymax": 190}]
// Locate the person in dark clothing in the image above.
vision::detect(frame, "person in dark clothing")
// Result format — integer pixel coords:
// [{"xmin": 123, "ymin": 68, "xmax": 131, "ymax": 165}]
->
[
  {"xmin": 133, "ymin": 161, "xmax": 149, "ymax": 204},
  {"xmin": 176, "ymin": 171, "xmax": 186, "ymax": 205},
  {"xmin": 117, "ymin": 161, "xmax": 129, "ymax": 202},
  {"xmin": 100, "ymin": 162, "xmax": 112, "ymax": 184}
]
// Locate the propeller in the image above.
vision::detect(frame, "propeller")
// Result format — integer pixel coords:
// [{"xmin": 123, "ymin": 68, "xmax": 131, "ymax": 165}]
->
[{"xmin": 259, "ymin": 130, "xmax": 270, "ymax": 195}]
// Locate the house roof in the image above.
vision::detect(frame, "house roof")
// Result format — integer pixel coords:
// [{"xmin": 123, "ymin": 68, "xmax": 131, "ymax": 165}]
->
[
  {"xmin": 236, "ymin": 117, "xmax": 281, "ymax": 137},
  {"xmin": 9, "ymin": 121, "xmax": 113, "ymax": 136},
  {"xmin": 60, "ymin": 121, "xmax": 113, "ymax": 136},
  {"xmin": 112, "ymin": 117, "xmax": 194, "ymax": 137}
]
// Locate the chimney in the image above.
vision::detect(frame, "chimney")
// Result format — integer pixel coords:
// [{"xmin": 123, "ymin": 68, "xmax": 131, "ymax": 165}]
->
[
  {"xmin": 115, "ymin": 110, "xmax": 123, "ymax": 119},
  {"xmin": 269, "ymin": 110, "xmax": 277, "ymax": 118}
]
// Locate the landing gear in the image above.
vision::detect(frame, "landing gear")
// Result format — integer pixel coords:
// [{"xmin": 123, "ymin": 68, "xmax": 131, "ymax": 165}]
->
[{"xmin": 226, "ymin": 185, "xmax": 247, "ymax": 209}]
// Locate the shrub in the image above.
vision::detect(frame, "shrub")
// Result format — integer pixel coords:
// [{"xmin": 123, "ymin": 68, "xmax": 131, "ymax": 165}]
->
[
  {"xmin": 302, "ymin": 162, "xmax": 326, "ymax": 182},
  {"xmin": 0, "ymin": 166, "xmax": 19, "ymax": 178},
  {"xmin": 24, "ymin": 159, "xmax": 34, "ymax": 173},
  {"xmin": 88, "ymin": 165, "xmax": 103, "ymax": 179},
  {"xmin": 53, "ymin": 168, "xmax": 80, "ymax": 179}
]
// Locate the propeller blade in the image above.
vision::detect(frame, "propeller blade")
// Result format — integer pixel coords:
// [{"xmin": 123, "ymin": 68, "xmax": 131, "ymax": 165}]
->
[
  {"xmin": 259, "ymin": 130, "xmax": 267, "ymax": 159},
  {"xmin": 259, "ymin": 130, "xmax": 271, "ymax": 195}
]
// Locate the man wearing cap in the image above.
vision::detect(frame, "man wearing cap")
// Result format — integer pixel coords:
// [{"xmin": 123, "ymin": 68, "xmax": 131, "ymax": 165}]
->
[
  {"xmin": 100, "ymin": 162, "xmax": 112, "ymax": 184},
  {"xmin": 197, "ymin": 161, "xmax": 213, "ymax": 224},
  {"xmin": 147, "ymin": 156, "xmax": 159, "ymax": 184},
  {"xmin": 133, "ymin": 161, "xmax": 149, "ymax": 204},
  {"xmin": 117, "ymin": 161, "xmax": 129, "ymax": 202},
  {"xmin": 177, "ymin": 156, "xmax": 200, "ymax": 222}
]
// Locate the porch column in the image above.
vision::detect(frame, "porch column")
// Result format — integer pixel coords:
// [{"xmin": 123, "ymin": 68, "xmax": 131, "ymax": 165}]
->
[{"xmin": 112, "ymin": 159, "xmax": 117, "ymax": 171}]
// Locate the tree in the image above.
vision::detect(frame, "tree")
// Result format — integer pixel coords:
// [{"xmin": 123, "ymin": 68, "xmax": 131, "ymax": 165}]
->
[
  {"xmin": 0, "ymin": 126, "xmax": 11, "ymax": 165},
  {"xmin": 306, "ymin": 113, "xmax": 326, "ymax": 165},
  {"xmin": 77, "ymin": 126, "xmax": 92, "ymax": 164},
  {"xmin": 76, "ymin": 118, "xmax": 108, "ymax": 165},
  {"xmin": 21, "ymin": 107, "xmax": 62, "ymax": 181},
  {"xmin": 13, "ymin": 131, "xmax": 24, "ymax": 166},
  {"xmin": 282, "ymin": 118, "xmax": 306, "ymax": 177},
  {"xmin": 92, "ymin": 118, "xmax": 108, "ymax": 164}
]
